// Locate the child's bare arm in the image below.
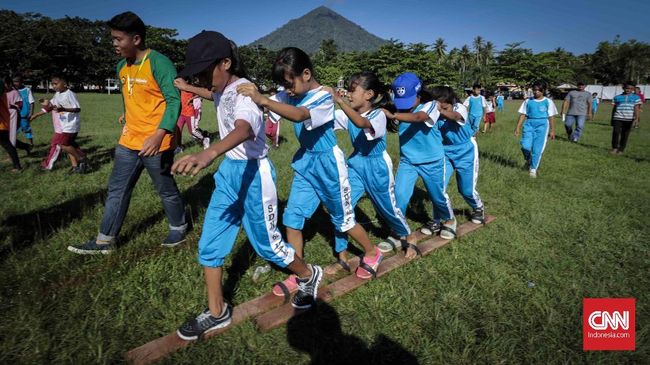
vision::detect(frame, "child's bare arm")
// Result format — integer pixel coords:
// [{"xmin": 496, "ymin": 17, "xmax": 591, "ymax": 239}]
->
[
  {"xmin": 514, "ymin": 114, "xmax": 526, "ymax": 136},
  {"xmin": 237, "ymin": 83, "xmax": 311, "ymax": 122},
  {"xmin": 548, "ymin": 116, "xmax": 556, "ymax": 139}
]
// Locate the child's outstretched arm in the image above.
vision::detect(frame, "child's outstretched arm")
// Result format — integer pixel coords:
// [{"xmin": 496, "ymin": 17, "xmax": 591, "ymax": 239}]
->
[
  {"xmin": 382, "ymin": 109, "xmax": 431, "ymax": 123},
  {"xmin": 438, "ymin": 103, "xmax": 466, "ymax": 124},
  {"xmin": 323, "ymin": 86, "xmax": 372, "ymax": 128},
  {"xmin": 172, "ymin": 119, "xmax": 253, "ymax": 177},
  {"xmin": 174, "ymin": 78, "xmax": 214, "ymax": 100},
  {"xmin": 236, "ymin": 83, "xmax": 310, "ymax": 122}
]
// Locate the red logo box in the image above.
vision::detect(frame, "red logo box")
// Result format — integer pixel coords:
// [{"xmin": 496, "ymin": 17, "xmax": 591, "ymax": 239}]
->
[{"xmin": 583, "ymin": 298, "xmax": 635, "ymax": 351}]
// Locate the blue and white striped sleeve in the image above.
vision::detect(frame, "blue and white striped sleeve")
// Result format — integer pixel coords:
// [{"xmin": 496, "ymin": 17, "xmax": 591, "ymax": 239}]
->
[
  {"xmin": 422, "ymin": 101, "xmax": 441, "ymax": 127},
  {"xmin": 302, "ymin": 90, "xmax": 335, "ymax": 130},
  {"xmin": 364, "ymin": 109, "xmax": 386, "ymax": 140},
  {"xmin": 518, "ymin": 100, "xmax": 528, "ymax": 114}
]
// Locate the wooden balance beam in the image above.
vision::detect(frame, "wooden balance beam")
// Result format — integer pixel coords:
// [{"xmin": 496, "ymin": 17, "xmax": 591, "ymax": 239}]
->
[{"xmin": 125, "ymin": 216, "xmax": 494, "ymax": 364}]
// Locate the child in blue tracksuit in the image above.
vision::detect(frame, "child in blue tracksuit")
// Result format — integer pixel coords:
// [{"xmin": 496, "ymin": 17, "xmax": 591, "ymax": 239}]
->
[
  {"xmin": 515, "ymin": 81, "xmax": 558, "ymax": 178},
  {"xmin": 496, "ymin": 93, "xmax": 505, "ymax": 111},
  {"xmin": 171, "ymin": 32, "xmax": 322, "ymax": 341},
  {"xmin": 382, "ymin": 73, "xmax": 456, "ymax": 240},
  {"xmin": 327, "ymin": 72, "xmax": 420, "ymax": 267},
  {"xmin": 238, "ymin": 47, "xmax": 382, "ymax": 289},
  {"xmin": 433, "ymin": 86, "xmax": 485, "ymax": 224},
  {"xmin": 463, "ymin": 84, "xmax": 487, "ymax": 131}
]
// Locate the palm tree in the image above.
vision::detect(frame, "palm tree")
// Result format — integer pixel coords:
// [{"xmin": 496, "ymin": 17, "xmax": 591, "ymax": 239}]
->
[
  {"xmin": 460, "ymin": 45, "xmax": 472, "ymax": 83},
  {"xmin": 433, "ymin": 38, "xmax": 447, "ymax": 64},
  {"xmin": 482, "ymin": 41, "xmax": 495, "ymax": 66},
  {"xmin": 473, "ymin": 36, "xmax": 484, "ymax": 65}
]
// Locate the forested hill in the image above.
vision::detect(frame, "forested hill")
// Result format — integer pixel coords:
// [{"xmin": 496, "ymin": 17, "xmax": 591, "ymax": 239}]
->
[{"xmin": 249, "ymin": 6, "xmax": 388, "ymax": 54}]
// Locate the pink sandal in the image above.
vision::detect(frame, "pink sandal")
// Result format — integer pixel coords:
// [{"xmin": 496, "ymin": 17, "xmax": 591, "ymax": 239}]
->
[
  {"xmin": 272, "ymin": 274, "xmax": 298, "ymax": 297},
  {"xmin": 355, "ymin": 247, "xmax": 383, "ymax": 279}
]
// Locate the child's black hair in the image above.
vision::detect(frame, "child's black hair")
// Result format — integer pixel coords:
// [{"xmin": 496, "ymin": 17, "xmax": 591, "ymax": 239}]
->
[
  {"xmin": 3, "ymin": 76, "xmax": 14, "ymax": 88},
  {"xmin": 272, "ymin": 47, "xmax": 314, "ymax": 86},
  {"xmin": 472, "ymin": 83, "xmax": 482, "ymax": 89},
  {"xmin": 531, "ymin": 81, "xmax": 547, "ymax": 93},
  {"xmin": 225, "ymin": 40, "xmax": 248, "ymax": 79},
  {"xmin": 432, "ymin": 86, "xmax": 460, "ymax": 105},
  {"xmin": 50, "ymin": 74, "xmax": 67, "ymax": 83},
  {"xmin": 348, "ymin": 71, "xmax": 392, "ymax": 110},
  {"xmin": 108, "ymin": 11, "xmax": 147, "ymax": 44},
  {"xmin": 623, "ymin": 81, "xmax": 635, "ymax": 89}
]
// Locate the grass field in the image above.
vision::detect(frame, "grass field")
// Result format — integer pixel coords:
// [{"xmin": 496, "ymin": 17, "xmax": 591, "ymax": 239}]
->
[{"xmin": 1, "ymin": 93, "xmax": 649, "ymax": 364}]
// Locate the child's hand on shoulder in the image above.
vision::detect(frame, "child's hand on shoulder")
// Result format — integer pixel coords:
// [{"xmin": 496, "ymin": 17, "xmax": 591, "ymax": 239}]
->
[
  {"xmin": 174, "ymin": 78, "xmax": 190, "ymax": 91},
  {"xmin": 236, "ymin": 83, "xmax": 265, "ymax": 105},
  {"xmin": 381, "ymin": 108, "xmax": 395, "ymax": 120}
]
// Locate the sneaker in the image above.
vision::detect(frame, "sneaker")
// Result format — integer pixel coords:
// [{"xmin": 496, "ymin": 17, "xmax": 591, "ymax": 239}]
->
[
  {"xmin": 162, "ymin": 230, "xmax": 187, "ymax": 247},
  {"xmin": 470, "ymin": 207, "xmax": 485, "ymax": 224},
  {"xmin": 291, "ymin": 264, "xmax": 323, "ymax": 309},
  {"xmin": 202, "ymin": 137, "xmax": 211, "ymax": 150},
  {"xmin": 529, "ymin": 169, "xmax": 537, "ymax": 178},
  {"xmin": 439, "ymin": 219, "xmax": 457, "ymax": 240},
  {"xmin": 177, "ymin": 304, "xmax": 232, "ymax": 341},
  {"xmin": 272, "ymin": 274, "xmax": 298, "ymax": 297},
  {"xmin": 420, "ymin": 220, "xmax": 441, "ymax": 236},
  {"xmin": 68, "ymin": 240, "xmax": 115, "ymax": 255}
]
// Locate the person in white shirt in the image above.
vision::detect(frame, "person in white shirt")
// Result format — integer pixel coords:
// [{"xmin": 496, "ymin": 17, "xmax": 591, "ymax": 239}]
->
[
  {"xmin": 30, "ymin": 75, "xmax": 88, "ymax": 172},
  {"xmin": 170, "ymin": 31, "xmax": 323, "ymax": 341}
]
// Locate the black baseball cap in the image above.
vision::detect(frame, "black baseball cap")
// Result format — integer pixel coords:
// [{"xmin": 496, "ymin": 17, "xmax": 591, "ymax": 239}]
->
[{"xmin": 179, "ymin": 31, "xmax": 232, "ymax": 78}]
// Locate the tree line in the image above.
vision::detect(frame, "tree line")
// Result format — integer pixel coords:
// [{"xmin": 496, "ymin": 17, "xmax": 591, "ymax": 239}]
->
[{"xmin": 2, "ymin": 11, "xmax": 649, "ymax": 91}]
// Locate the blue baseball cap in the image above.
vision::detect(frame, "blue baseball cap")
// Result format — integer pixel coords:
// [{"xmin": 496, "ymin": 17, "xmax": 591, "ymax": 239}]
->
[{"xmin": 391, "ymin": 72, "xmax": 421, "ymax": 110}]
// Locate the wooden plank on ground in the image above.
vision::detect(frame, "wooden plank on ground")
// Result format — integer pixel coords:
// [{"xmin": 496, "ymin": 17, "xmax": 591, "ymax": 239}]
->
[
  {"xmin": 254, "ymin": 216, "xmax": 495, "ymax": 332},
  {"xmin": 125, "ymin": 216, "xmax": 495, "ymax": 364},
  {"xmin": 125, "ymin": 257, "xmax": 360, "ymax": 365}
]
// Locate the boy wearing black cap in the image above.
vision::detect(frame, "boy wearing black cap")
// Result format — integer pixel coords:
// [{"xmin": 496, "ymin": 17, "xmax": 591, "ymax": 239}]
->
[{"xmin": 171, "ymin": 31, "xmax": 322, "ymax": 340}]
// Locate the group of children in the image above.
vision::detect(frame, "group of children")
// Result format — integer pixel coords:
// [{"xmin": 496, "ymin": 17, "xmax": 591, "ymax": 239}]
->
[
  {"xmin": 4, "ymin": 10, "xmax": 639, "ymax": 343},
  {"xmin": 0, "ymin": 74, "xmax": 89, "ymax": 173}
]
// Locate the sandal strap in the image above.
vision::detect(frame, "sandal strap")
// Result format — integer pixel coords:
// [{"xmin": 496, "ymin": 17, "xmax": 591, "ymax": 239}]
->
[
  {"xmin": 357, "ymin": 261, "xmax": 377, "ymax": 278},
  {"xmin": 337, "ymin": 259, "xmax": 351, "ymax": 272},
  {"xmin": 272, "ymin": 281, "xmax": 291, "ymax": 302},
  {"xmin": 408, "ymin": 243, "xmax": 422, "ymax": 257},
  {"xmin": 440, "ymin": 225, "xmax": 457, "ymax": 237}
]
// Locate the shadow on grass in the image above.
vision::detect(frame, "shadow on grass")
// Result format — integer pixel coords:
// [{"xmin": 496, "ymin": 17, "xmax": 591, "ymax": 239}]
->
[
  {"xmin": 556, "ymin": 136, "xmax": 650, "ymax": 163},
  {"xmin": 287, "ymin": 301, "xmax": 419, "ymax": 365},
  {"xmin": 0, "ymin": 189, "xmax": 108, "ymax": 260},
  {"xmin": 479, "ymin": 150, "xmax": 521, "ymax": 169}
]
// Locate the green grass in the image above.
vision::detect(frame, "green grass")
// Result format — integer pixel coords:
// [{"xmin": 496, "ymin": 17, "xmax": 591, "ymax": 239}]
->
[{"xmin": 1, "ymin": 94, "xmax": 648, "ymax": 364}]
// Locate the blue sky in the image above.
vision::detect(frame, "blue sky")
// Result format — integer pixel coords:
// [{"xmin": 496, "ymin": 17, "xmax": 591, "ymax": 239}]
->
[{"xmin": 2, "ymin": 0, "xmax": 649, "ymax": 54}]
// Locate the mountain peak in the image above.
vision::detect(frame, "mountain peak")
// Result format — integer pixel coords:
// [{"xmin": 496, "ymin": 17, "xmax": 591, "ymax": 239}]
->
[{"xmin": 250, "ymin": 6, "xmax": 387, "ymax": 54}]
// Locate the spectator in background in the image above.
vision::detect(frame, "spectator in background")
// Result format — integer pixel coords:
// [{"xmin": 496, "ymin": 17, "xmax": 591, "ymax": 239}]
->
[
  {"xmin": 610, "ymin": 82, "xmax": 641, "ymax": 154},
  {"xmin": 13, "ymin": 75, "xmax": 35, "ymax": 146},
  {"xmin": 591, "ymin": 92, "xmax": 599, "ymax": 118},
  {"xmin": 634, "ymin": 86, "xmax": 645, "ymax": 128},
  {"xmin": 562, "ymin": 82, "xmax": 592, "ymax": 142}
]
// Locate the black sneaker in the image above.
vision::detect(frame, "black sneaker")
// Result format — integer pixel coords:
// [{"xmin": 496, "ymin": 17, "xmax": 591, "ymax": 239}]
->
[
  {"xmin": 162, "ymin": 229, "xmax": 187, "ymax": 247},
  {"xmin": 291, "ymin": 264, "xmax": 323, "ymax": 309},
  {"xmin": 67, "ymin": 240, "xmax": 115, "ymax": 255},
  {"xmin": 177, "ymin": 304, "xmax": 232, "ymax": 341},
  {"xmin": 420, "ymin": 220, "xmax": 441, "ymax": 236},
  {"xmin": 470, "ymin": 207, "xmax": 485, "ymax": 224}
]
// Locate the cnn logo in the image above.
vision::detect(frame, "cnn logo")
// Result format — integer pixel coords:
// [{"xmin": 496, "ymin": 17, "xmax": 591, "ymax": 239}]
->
[
  {"xmin": 583, "ymin": 298, "xmax": 635, "ymax": 351},
  {"xmin": 588, "ymin": 311, "xmax": 629, "ymax": 330}
]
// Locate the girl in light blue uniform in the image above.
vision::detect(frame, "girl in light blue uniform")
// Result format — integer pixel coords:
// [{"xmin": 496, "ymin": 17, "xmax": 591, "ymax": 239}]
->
[
  {"xmin": 383, "ymin": 73, "xmax": 456, "ymax": 240},
  {"xmin": 238, "ymin": 48, "xmax": 382, "ymax": 286},
  {"xmin": 433, "ymin": 86, "xmax": 484, "ymax": 224},
  {"xmin": 515, "ymin": 81, "xmax": 558, "ymax": 178},
  {"xmin": 328, "ymin": 72, "xmax": 420, "ymax": 267}
]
